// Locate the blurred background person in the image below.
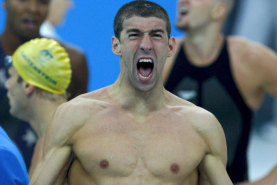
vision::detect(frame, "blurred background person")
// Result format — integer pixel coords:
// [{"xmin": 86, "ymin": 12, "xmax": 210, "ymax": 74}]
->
[
  {"xmin": 224, "ymin": 0, "xmax": 277, "ymax": 181},
  {"xmin": 5, "ymin": 38, "xmax": 71, "ymax": 180},
  {"xmin": 163, "ymin": 0, "xmax": 277, "ymax": 184},
  {"xmin": 0, "ymin": 0, "xmax": 88, "ymax": 169},
  {"xmin": 40, "ymin": 0, "xmax": 73, "ymax": 40},
  {"xmin": 0, "ymin": 99, "xmax": 29, "ymax": 184}
]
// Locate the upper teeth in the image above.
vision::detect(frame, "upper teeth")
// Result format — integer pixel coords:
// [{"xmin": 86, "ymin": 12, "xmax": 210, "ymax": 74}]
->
[{"xmin": 139, "ymin": 59, "xmax": 153, "ymax": 63}]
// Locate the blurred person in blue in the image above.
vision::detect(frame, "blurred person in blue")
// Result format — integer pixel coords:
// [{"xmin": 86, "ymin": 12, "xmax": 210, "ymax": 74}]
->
[
  {"xmin": 164, "ymin": 0, "xmax": 277, "ymax": 184},
  {"xmin": 40, "ymin": 0, "xmax": 73, "ymax": 40},
  {"xmin": 0, "ymin": 109, "xmax": 29, "ymax": 185},
  {"xmin": 0, "ymin": 0, "xmax": 88, "ymax": 169}
]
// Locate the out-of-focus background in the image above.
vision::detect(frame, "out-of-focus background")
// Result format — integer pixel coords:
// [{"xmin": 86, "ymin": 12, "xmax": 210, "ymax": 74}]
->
[
  {"xmin": 1, "ymin": 0, "xmax": 276, "ymax": 181},
  {"xmin": 0, "ymin": 0, "xmax": 183, "ymax": 91}
]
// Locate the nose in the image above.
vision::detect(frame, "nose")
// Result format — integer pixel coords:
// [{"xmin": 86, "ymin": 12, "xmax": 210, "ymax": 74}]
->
[
  {"xmin": 140, "ymin": 35, "xmax": 153, "ymax": 53},
  {"xmin": 27, "ymin": 1, "xmax": 40, "ymax": 13}
]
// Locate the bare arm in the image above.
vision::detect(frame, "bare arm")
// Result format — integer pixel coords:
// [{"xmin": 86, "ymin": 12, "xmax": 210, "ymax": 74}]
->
[
  {"xmin": 29, "ymin": 102, "xmax": 80, "ymax": 185},
  {"xmin": 29, "ymin": 137, "xmax": 44, "ymax": 177},
  {"xmin": 30, "ymin": 146, "xmax": 72, "ymax": 185},
  {"xmin": 258, "ymin": 46, "xmax": 277, "ymax": 97},
  {"xmin": 251, "ymin": 41, "xmax": 277, "ymax": 185},
  {"xmin": 235, "ymin": 41, "xmax": 277, "ymax": 185},
  {"xmin": 236, "ymin": 38, "xmax": 277, "ymax": 97},
  {"xmin": 197, "ymin": 111, "xmax": 233, "ymax": 185}
]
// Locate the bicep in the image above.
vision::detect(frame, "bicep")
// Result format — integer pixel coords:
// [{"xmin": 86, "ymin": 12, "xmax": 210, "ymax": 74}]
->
[
  {"xmin": 198, "ymin": 114, "xmax": 232, "ymax": 185},
  {"xmin": 198, "ymin": 153, "xmax": 232, "ymax": 185},
  {"xmin": 30, "ymin": 105, "xmax": 75, "ymax": 185}
]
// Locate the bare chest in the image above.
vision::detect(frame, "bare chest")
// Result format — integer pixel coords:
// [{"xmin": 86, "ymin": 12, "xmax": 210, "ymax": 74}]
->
[{"xmin": 70, "ymin": 112, "xmax": 206, "ymax": 182}]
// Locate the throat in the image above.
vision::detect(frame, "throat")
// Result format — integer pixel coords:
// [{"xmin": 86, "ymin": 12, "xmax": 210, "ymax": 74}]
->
[{"xmin": 184, "ymin": 34, "xmax": 224, "ymax": 66}]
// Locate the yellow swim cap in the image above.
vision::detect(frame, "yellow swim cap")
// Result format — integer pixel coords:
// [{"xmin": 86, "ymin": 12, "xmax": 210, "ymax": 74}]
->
[{"xmin": 12, "ymin": 38, "xmax": 72, "ymax": 94}]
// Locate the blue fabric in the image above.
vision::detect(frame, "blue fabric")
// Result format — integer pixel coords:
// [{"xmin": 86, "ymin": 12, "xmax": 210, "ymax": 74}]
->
[{"xmin": 0, "ymin": 126, "xmax": 29, "ymax": 185}]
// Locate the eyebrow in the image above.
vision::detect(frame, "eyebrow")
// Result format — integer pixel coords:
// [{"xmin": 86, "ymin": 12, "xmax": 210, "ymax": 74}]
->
[
  {"xmin": 126, "ymin": 28, "xmax": 165, "ymax": 34},
  {"xmin": 126, "ymin": 28, "xmax": 141, "ymax": 34}
]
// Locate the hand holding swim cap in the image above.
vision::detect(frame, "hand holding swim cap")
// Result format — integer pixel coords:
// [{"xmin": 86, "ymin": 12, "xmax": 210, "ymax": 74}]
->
[{"xmin": 12, "ymin": 38, "xmax": 72, "ymax": 94}]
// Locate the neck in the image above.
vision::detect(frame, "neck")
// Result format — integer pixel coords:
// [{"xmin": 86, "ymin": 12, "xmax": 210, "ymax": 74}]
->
[
  {"xmin": 109, "ymin": 73, "xmax": 167, "ymax": 117},
  {"xmin": 184, "ymin": 23, "xmax": 224, "ymax": 65},
  {"xmin": 27, "ymin": 97, "xmax": 66, "ymax": 138}
]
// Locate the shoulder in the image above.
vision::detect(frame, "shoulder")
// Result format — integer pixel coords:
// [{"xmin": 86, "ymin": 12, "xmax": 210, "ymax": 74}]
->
[
  {"xmin": 55, "ymin": 89, "xmax": 109, "ymax": 122},
  {"xmin": 228, "ymin": 36, "xmax": 277, "ymax": 85},
  {"xmin": 166, "ymin": 92, "xmax": 226, "ymax": 153},
  {"xmin": 167, "ymin": 91, "xmax": 219, "ymax": 126},
  {"xmin": 228, "ymin": 36, "xmax": 277, "ymax": 62},
  {"xmin": 168, "ymin": 94, "xmax": 225, "ymax": 145},
  {"xmin": 191, "ymin": 108, "xmax": 226, "ymax": 157},
  {"xmin": 177, "ymin": 103, "xmax": 220, "ymax": 131},
  {"xmin": 45, "ymin": 88, "xmax": 111, "ymax": 146},
  {"xmin": 176, "ymin": 105, "xmax": 227, "ymax": 159},
  {"xmin": 59, "ymin": 90, "xmax": 109, "ymax": 117},
  {"xmin": 49, "ymin": 88, "xmax": 111, "ymax": 133}
]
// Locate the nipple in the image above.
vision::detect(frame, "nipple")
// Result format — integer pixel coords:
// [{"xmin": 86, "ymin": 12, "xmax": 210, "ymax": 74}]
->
[
  {"xmin": 100, "ymin": 160, "xmax": 109, "ymax": 169},
  {"xmin": 170, "ymin": 163, "xmax": 180, "ymax": 174}
]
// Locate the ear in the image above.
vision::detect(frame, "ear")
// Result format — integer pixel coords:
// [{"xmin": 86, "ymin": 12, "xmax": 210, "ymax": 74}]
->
[
  {"xmin": 211, "ymin": 3, "xmax": 227, "ymax": 20},
  {"xmin": 112, "ymin": 36, "xmax": 121, "ymax": 56},
  {"xmin": 168, "ymin": 36, "xmax": 176, "ymax": 57},
  {"xmin": 23, "ymin": 82, "xmax": 35, "ymax": 96}
]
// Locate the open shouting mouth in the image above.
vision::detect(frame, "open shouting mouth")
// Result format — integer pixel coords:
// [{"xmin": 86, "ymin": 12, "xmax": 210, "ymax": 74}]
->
[{"xmin": 137, "ymin": 58, "xmax": 154, "ymax": 82}]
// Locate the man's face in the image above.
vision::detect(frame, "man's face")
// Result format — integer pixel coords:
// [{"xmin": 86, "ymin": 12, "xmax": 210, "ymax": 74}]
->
[
  {"xmin": 4, "ymin": 0, "xmax": 50, "ymax": 40},
  {"xmin": 5, "ymin": 67, "xmax": 28, "ymax": 118},
  {"xmin": 176, "ymin": 0, "xmax": 215, "ymax": 31},
  {"xmin": 113, "ymin": 16, "xmax": 175, "ymax": 92}
]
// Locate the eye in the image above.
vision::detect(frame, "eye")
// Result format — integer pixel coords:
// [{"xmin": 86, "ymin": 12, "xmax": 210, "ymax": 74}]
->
[
  {"xmin": 128, "ymin": 33, "xmax": 139, "ymax": 39},
  {"xmin": 152, "ymin": 33, "xmax": 163, "ymax": 39}
]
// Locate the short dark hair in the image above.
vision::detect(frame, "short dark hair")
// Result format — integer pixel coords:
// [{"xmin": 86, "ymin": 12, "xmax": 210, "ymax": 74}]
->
[{"xmin": 113, "ymin": 0, "xmax": 171, "ymax": 40}]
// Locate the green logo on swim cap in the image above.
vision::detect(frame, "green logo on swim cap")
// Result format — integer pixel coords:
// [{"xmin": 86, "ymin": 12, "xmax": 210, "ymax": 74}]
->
[{"xmin": 37, "ymin": 50, "xmax": 54, "ymax": 67}]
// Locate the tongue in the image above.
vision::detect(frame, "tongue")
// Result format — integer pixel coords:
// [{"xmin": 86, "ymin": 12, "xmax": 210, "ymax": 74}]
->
[{"xmin": 139, "ymin": 68, "xmax": 152, "ymax": 77}]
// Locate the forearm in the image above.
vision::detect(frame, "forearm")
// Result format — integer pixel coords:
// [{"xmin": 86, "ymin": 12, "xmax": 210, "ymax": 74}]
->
[{"xmin": 30, "ymin": 147, "xmax": 72, "ymax": 185}]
